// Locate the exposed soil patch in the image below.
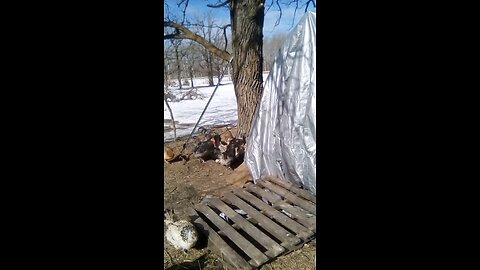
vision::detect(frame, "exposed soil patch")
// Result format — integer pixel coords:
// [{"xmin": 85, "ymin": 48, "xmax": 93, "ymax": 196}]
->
[{"xmin": 163, "ymin": 127, "xmax": 316, "ymax": 269}]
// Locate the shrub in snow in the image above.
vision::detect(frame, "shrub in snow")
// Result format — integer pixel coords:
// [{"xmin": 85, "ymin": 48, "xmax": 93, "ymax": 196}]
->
[
  {"xmin": 164, "ymin": 91, "xmax": 179, "ymax": 102},
  {"xmin": 179, "ymin": 88, "xmax": 205, "ymax": 101}
]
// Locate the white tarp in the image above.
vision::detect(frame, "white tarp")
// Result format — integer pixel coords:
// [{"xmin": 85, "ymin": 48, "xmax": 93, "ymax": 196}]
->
[{"xmin": 245, "ymin": 11, "xmax": 316, "ymax": 195}]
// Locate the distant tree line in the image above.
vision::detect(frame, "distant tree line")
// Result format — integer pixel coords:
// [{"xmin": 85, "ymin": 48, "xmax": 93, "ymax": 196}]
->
[
  {"xmin": 263, "ymin": 33, "xmax": 287, "ymax": 72},
  {"xmin": 164, "ymin": 14, "xmax": 287, "ymax": 90}
]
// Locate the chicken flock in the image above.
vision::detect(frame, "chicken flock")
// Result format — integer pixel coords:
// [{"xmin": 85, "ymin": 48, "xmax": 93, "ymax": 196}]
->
[
  {"xmin": 165, "ymin": 127, "xmax": 246, "ymax": 169},
  {"xmin": 193, "ymin": 128, "xmax": 246, "ymax": 168}
]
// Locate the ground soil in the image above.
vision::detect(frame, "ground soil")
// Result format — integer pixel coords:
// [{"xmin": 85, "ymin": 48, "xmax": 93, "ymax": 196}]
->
[{"xmin": 163, "ymin": 127, "xmax": 316, "ymax": 270}]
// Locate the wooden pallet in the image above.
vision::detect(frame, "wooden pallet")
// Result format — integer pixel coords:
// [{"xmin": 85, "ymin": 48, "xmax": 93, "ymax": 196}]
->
[{"xmin": 186, "ymin": 177, "xmax": 316, "ymax": 270}]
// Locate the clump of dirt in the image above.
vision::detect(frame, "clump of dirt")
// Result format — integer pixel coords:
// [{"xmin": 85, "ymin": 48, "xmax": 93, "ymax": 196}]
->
[{"xmin": 163, "ymin": 126, "xmax": 316, "ymax": 269}]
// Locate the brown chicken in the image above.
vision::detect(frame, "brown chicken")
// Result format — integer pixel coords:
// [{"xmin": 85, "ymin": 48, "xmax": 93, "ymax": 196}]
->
[
  {"xmin": 217, "ymin": 138, "xmax": 245, "ymax": 169},
  {"xmin": 164, "ymin": 147, "xmax": 175, "ymax": 163},
  {"xmin": 220, "ymin": 129, "xmax": 234, "ymax": 144}
]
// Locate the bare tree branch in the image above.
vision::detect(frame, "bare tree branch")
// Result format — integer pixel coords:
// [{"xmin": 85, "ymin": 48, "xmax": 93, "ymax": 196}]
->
[
  {"xmin": 265, "ymin": 0, "xmax": 275, "ymax": 13},
  {"xmin": 221, "ymin": 24, "xmax": 231, "ymax": 51},
  {"xmin": 177, "ymin": 0, "xmax": 190, "ymax": 24},
  {"xmin": 264, "ymin": 0, "xmax": 316, "ymax": 30},
  {"xmin": 274, "ymin": 0, "xmax": 282, "ymax": 27},
  {"xmin": 291, "ymin": 0, "xmax": 299, "ymax": 27},
  {"xmin": 164, "ymin": 2, "xmax": 171, "ymax": 21},
  {"xmin": 184, "ymin": 22, "xmax": 231, "ymax": 30},
  {"xmin": 206, "ymin": 0, "xmax": 230, "ymax": 8},
  {"xmin": 305, "ymin": 0, "xmax": 316, "ymax": 12},
  {"xmin": 164, "ymin": 21, "xmax": 232, "ymax": 62}
]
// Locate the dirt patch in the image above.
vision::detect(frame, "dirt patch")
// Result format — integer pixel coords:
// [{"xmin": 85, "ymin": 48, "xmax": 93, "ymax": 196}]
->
[{"xmin": 163, "ymin": 127, "xmax": 316, "ymax": 269}]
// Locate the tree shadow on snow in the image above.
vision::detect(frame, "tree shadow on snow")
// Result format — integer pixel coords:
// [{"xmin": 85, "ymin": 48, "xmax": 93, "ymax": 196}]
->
[{"xmin": 187, "ymin": 82, "xmax": 232, "ymax": 90}]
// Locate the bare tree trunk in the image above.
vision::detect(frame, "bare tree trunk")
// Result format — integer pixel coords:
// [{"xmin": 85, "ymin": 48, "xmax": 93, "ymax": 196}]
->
[
  {"xmin": 216, "ymin": 63, "xmax": 222, "ymax": 82},
  {"xmin": 164, "ymin": 93, "xmax": 177, "ymax": 141},
  {"xmin": 227, "ymin": 65, "xmax": 231, "ymax": 81},
  {"xmin": 207, "ymin": 52, "xmax": 214, "ymax": 86},
  {"xmin": 230, "ymin": 0, "xmax": 265, "ymax": 139},
  {"xmin": 164, "ymin": 61, "xmax": 169, "ymax": 90},
  {"xmin": 189, "ymin": 66, "xmax": 194, "ymax": 88},
  {"xmin": 174, "ymin": 45, "xmax": 183, "ymax": 89}
]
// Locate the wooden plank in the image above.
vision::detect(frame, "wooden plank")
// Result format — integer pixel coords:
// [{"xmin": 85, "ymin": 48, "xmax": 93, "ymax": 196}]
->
[
  {"xmin": 257, "ymin": 180, "xmax": 316, "ymax": 215},
  {"xmin": 274, "ymin": 202, "xmax": 316, "ymax": 231},
  {"xmin": 233, "ymin": 188, "xmax": 314, "ymax": 241},
  {"xmin": 222, "ymin": 192, "xmax": 302, "ymax": 247},
  {"xmin": 194, "ymin": 203, "xmax": 269, "ymax": 267},
  {"xmin": 264, "ymin": 176, "xmax": 316, "ymax": 203},
  {"xmin": 204, "ymin": 196, "xmax": 285, "ymax": 258},
  {"xmin": 186, "ymin": 207, "xmax": 252, "ymax": 270},
  {"xmin": 244, "ymin": 182, "xmax": 282, "ymax": 203}
]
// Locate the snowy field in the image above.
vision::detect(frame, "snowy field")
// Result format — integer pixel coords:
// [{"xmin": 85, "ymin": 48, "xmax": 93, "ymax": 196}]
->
[{"xmin": 164, "ymin": 73, "xmax": 269, "ymax": 142}]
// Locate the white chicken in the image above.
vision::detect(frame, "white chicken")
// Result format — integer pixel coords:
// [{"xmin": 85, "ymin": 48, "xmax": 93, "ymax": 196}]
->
[{"xmin": 164, "ymin": 209, "xmax": 198, "ymax": 252}]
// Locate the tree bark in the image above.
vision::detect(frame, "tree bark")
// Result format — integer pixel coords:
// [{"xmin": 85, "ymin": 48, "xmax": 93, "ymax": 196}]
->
[{"xmin": 230, "ymin": 0, "xmax": 265, "ymax": 139}]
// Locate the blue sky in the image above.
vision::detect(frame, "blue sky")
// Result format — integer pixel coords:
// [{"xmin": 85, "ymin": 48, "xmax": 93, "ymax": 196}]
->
[{"xmin": 164, "ymin": 0, "xmax": 315, "ymax": 37}]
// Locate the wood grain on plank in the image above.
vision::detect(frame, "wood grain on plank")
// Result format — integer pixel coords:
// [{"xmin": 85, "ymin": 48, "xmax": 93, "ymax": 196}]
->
[
  {"xmin": 233, "ymin": 188, "xmax": 314, "ymax": 240},
  {"xmin": 274, "ymin": 202, "xmax": 316, "ymax": 231},
  {"xmin": 257, "ymin": 180, "xmax": 316, "ymax": 214},
  {"xmin": 194, "ymin": 203, "xmax": 269, "ymax": 267},
  {"xmin": 245, "ymin": 182, "xmax": 282, "ymax": 203},
  {"xmin": 204, "ymin": 196, "xmax": 285, "ymax": 258},
  {"xmin": 222, "ymin": 191, "xmax": 302, "ymax": 248},
  {"xmin": 264, "ymin": 177, "xmax": 316, "ymax": 203},
  {"xmin": 186, "ymin": 207, "xmax": 252, "ymax": 270}
]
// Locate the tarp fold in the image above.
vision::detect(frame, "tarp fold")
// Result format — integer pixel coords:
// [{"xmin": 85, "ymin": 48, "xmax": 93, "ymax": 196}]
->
[{"xmin": 245, "ymin": 11, "xmax": 316, "ymax": 195}]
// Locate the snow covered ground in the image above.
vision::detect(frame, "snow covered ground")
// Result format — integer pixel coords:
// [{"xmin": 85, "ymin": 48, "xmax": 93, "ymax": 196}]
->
[{"xmin": 164, "ymin": 73, "xmax": 269, "ymax": 142}]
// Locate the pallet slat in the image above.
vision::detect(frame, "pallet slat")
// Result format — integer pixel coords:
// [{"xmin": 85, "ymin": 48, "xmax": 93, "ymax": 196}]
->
[
  {"xmin": 244, "ymin": 182, "xmax": 282, "ymax": 203},
  {"xmin": 264, "ymin": 177, "xmax": 316, "ymax": 203},
  {"xmin": 274, "ymin": 202, "xmax": 316, "ymax": 231},
  {"xmin": 194, "ymin": 203, "xmax": 269, "ymax": 267},
  {"xmin": 187, "ymin": 180, "xmax": 316, "ymax": 270},
  {"xmin": 186, "ymin": 207, "xmax": 252, "ymax": 270},
  {"xmin": 257, "ymin": 180, "xmax": 316, "ymax": 215},
  {"xmin": 204, "ymin": 197, "xmax": 285, "ymax": 258},
  {"xmin": 222, "ymin": 191, "xmax": 302, "ymax": 248},
  {"xmin": 233, "ymin": 188, "xmax": 314, "ymax": 241}
]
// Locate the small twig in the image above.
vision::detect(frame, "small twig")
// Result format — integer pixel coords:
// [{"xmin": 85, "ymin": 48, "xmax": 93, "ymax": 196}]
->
[
  {"xmin": 206, "ymin": 0, "xmax": 230, "ymax": 8},
  {"xmin": 274, "ymin": 0, "xmax": 282, "ymax": 27},
  {"xmin": 220, "ymin": 252, "xmax": 226, "ymax": 270},
  {"xmin": 165, "ymin": 250, "xmax": 174, "ymax": 266},
  {"xmin": 164, "ymin": 93, "xmax": 177, "ymax": 141}
]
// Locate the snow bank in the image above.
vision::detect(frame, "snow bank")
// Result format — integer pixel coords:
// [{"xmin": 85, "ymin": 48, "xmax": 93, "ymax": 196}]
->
[{"xmin": 164, "ymin": 74, "xmax": 269, "ymax": 142}]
